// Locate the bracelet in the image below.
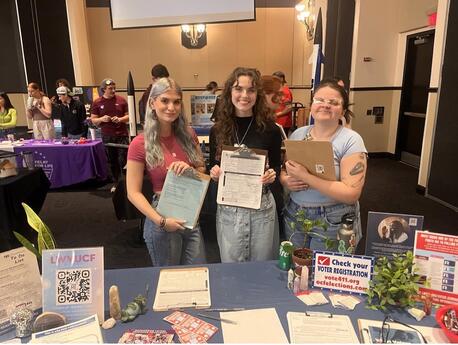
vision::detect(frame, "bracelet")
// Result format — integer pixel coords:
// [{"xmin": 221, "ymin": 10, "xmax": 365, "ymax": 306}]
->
[{"xmin": 159, "ymin": 217, "xmax": 167, "ymax": 230}]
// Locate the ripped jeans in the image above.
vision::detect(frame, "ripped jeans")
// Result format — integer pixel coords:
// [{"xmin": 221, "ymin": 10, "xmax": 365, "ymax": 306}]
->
[
  {"xmin": 143, "ymin": 196, "xmax": 206, "ymax": 266},
  {"xmin": 283, "ymin": 198, "xmax": 362, "ymax": 252}
]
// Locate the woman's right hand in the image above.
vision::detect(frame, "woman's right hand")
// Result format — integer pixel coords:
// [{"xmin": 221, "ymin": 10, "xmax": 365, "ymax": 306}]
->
[
  {"xmin": 281, "ymin": 173, "xmax": 309, "ymax": 192},
  {"xmin": 209, "ymin": 165, "xmax": 221, "ymax": 181},
  {"xmin": 162, "ymin": 218, "xmax": 186, "ymax": 232}
]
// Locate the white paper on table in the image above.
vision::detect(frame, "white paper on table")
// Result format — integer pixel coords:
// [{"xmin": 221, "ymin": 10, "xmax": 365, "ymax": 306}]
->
[
  {"xmin": 296, "ymin": 291, "xmax": 329, "ymax": 306},
  {"xmin": 0, "ymin": 247, "xmax": 42, "ymax": 332},
  {"xmin": 217, "ymin": 149, "xmax": 266, "ymax": 209},
  {"xmin": 220, "ymin": 308, "xmax": 288, "ymax": 343},
  {"xmin": 288, "ymin": 312, "xmax": 359, "ymax": 343},
  {"xmin": 30, "ymin": 314, "xmax": 103, "ymax": 343}
]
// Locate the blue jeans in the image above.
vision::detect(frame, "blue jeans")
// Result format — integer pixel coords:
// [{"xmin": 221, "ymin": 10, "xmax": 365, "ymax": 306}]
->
[
  {"xmin": 283, "ymin": 198, "xmax": 362, "ymax": 252},
  {"xmin": 143, "ymin": 197, "xmax": 206, "ymax": 266},
  {"xmin": 216, "ymin": 191, "xmax": 279, "ymax": 263}
]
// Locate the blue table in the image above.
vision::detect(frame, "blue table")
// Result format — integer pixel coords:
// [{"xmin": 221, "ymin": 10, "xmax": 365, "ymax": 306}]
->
[{"xmin": 102, "ymin": 261, "xmax": 439, "ymax": 343}]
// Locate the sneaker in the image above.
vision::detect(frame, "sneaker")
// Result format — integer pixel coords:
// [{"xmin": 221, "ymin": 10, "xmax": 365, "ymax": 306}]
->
[{"xmin": 110, "ymin": 185, "xmax": 116, "ymax": 193}]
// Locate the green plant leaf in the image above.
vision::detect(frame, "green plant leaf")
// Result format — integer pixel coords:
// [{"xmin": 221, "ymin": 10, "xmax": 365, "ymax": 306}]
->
[
  {"xmin": 13, "ymin": 231, "xmax": 40, "ymax": 258},
  {"xmin": 22, "ymin": 203, "xmax": 46, "ymax": 234}
]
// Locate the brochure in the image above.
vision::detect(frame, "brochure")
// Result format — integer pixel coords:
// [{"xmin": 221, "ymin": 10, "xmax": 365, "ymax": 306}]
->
[{"xmin": 190, "ymin": 95, "xmax": 217, "ymax": 127}]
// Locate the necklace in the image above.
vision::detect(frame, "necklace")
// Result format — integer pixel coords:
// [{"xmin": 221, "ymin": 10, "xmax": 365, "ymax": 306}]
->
[{"xmin": 234, "ymin": 117, "xmax": 254, "ymax": 147}]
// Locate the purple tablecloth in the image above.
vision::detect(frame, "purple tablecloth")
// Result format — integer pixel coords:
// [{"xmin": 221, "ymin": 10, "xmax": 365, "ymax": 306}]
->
[{"xmin": 13, "ymin": 140, "xmax": 108, "ymax": 188}]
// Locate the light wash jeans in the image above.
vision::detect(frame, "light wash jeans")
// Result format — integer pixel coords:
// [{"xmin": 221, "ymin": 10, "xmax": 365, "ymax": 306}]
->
[
  {"xmin": 216, "ymin": 191, "xmax": 279, "ymax": 263},
  {"xmin": 283, "ymin": 198, "xmax": 362, "ymax": 252},
  {"xmin": 143, "ymin": 196, "xmax": 206, "ymax": 266}
]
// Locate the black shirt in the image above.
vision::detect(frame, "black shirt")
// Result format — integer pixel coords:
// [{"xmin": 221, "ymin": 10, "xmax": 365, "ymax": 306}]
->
[
  {"xmin": 209, "ymin": 116, "xmax": 283, "ymax": 174},
  {"xmin": 57, "ymin": 99, "xmax": 87, "ymax": 137}
]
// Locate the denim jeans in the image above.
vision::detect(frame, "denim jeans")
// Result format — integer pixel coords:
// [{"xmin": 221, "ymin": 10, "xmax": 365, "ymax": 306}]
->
[
  {"xmin": 216, "ymin": 191, "xmax": 279, "ymax": 263},
  {"xmin": 143, "ymin": 196, "xmax": 206, "ymax": 266},
  {"xmin": 283, "ymin": 198, "xmax": 362, "ymax": 252}
]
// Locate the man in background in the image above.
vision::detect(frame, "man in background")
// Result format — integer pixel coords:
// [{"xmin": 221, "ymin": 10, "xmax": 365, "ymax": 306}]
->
[
  {"xmin": 272, "ymin": 71, "xmax": 293, "ymax": 135},
  {"xmin": 138, "ymin": 64, "xmax": 170, "ymax": 124},
  {"xmin": 55, "ymin": 86, "xmax": 87, "ymax": 139},
  {"xmin": 91, "ymin": 78, "xmax": 129, "ymax": 192}
]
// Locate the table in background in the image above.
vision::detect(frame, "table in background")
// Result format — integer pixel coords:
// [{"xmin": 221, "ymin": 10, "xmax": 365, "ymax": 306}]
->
[
  {"xmin": 101, "ymin": 260, "xmax": 439, "ymax": 343},
  {"xmin": 0, "ymin": 168, "xmax": 49, "ymax": 252},
  {"xmin": 12, "ymin": 140, "xmax": 108, "ymax": 189}
]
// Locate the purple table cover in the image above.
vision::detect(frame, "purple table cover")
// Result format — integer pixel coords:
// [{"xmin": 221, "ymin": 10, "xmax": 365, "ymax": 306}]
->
[{"xmin": 13, "ymin": 139, "xmax": 108, "ymax": 188}]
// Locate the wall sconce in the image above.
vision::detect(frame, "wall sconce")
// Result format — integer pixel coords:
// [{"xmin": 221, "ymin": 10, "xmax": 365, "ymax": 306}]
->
[
  {"xmin": 181, "ymin": 24, "xmax": 207, "ymax": 49},
  {"xmin": 295, "ymin": 0, "xmax": 315, "ymax": 41}
]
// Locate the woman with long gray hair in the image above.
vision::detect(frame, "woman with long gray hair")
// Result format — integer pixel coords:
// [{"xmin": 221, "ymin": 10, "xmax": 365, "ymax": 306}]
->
[{"xmin": 126, "ymin": 78, "xmax": 206, "ymax": 266}]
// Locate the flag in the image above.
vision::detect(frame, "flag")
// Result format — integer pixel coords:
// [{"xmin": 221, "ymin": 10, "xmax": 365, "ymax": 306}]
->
[{"xmin": 308, "ymin": 8, "xmax": 324, "ymax": 125}]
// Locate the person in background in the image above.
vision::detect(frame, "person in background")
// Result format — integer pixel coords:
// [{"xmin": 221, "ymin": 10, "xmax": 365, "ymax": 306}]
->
[
  {"xmin": 90, "ymin": 78, "xmax": 129, "ymax": 192},
  {"xmin": 202, "ymin": 81, "xmax": 218, "ymax": 95},
  {"xmin": 209, "ymin": 67, "xmax": 282, "ymax": 263},
  {"xmin": 281, "ymin": 80, "xmax": 367, "ymax": 252},
  {"xmin": 139, "ymin": 64, "xmax": 170, "ymax": 124},
  {"xmin": 55, "ymin": 86, "xmax": 87, "ymax": 139},
  {"xmin": 272, "ymin": 71, "xmax": 293, "ymax": 134},
  {"xmin": 0, "ymin": 92, "xmax": 17, "ymax": 139},
  {"xmin": 126, "ymin": 78, "xmax": 206, "ymax": 266},
  {"xmin": 26, "ymin": 82, "xmax": 55, "ymax": 140}
]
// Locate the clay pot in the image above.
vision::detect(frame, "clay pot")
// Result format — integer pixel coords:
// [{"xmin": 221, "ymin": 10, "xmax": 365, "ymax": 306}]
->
[{"xmin": 292, "ymin": 248, "xmax": 313, "ymax": 269}]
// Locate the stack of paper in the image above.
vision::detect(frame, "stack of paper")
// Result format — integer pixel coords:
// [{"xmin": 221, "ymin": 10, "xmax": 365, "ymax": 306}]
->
[
  {"xmin": 296, "ymin": 291, "xmax": 329, "ymax": 306},
  {"xmin": 329, "ymin": 294, "xmax": 361, "ymax": 310},
  {"xmin": 163, "ymin": 311, "xmax": 218, "ymax": 343}
]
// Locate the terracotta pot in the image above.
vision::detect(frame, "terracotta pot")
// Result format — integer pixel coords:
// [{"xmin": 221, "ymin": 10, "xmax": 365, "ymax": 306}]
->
[{"xmin": 292, "ymin": 248, "xmax": 313, "ymax": 269}]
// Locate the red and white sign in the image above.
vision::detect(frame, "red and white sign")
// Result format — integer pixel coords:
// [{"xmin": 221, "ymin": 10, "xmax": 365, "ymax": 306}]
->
[
  {"xmin": 312, "ymin": 251, "xmax": 374, "ymax": 295},
  {"xmin": 414, "ymin": 231, "xmax": 458, "ymax": 305}
]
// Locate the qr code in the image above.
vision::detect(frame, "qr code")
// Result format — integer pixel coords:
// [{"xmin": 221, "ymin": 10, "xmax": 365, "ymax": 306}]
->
[
  {"xmin": 56, "ymin": 269, "xmax": 91, "ymax": 305},
  {"xmin": 408, "ymin": 218, "xmax": 418, "ymax": 226},
  {"xmin": 315, "ymin": 164, "xmax": 325, "ymax": 174}
]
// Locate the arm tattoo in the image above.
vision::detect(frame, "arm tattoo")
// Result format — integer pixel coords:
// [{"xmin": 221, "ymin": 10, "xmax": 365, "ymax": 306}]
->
[
  {"xmin": 349, "ymin": 162, "xmax": 365, "ymax": 176},
  {"xmin": 350, "ymin": 174, "xmax": 365, "ymax": 188}
]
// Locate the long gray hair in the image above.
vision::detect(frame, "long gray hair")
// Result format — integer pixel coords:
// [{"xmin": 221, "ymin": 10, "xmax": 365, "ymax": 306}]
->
[{"xmin": 143, "ymin": 78, "xmax": 203, "ymax": 169}]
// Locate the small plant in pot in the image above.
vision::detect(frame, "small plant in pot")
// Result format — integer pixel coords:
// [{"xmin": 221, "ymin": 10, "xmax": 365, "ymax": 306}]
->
[
  {"xmin": 366, "ymin": 251, "xmax": 422, "ymax": 311},
  {"xmin": 288, "ymin": 210, "xmax": 337, "ymax": 269}
]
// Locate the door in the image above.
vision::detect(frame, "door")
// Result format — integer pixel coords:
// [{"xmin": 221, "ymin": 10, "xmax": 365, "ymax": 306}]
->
[{"xmin": 397, "ymin": 31, "xmax": 434, "ymax": 167}]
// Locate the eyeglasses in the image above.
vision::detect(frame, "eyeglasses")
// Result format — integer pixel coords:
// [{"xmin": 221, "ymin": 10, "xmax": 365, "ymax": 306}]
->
[
  {"xmin": 381, "ymin": 316, "xmax": 428, "ymax": 343},
  {"xmin": 312, "ymin": 97, "xmax": 342, "ymax": 106},
  {"xmin": 232, "ymin": 86, "xmax": 257, "ymax": 95}
]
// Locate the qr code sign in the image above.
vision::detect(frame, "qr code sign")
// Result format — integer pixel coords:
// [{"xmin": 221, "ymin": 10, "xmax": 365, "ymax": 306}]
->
[{"xmin": 56, "ymin": 269, "xmax": 91, "ymax": 304}]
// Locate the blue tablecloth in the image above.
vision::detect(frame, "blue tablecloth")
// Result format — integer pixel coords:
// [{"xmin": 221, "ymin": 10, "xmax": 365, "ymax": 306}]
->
[
  {"xmin": 101, "ymin": 261, "xmax": 440, "ymax": 343},
  {"xmin": 13, "ymin": 140, "xmax": 108, "ymax": 188}
]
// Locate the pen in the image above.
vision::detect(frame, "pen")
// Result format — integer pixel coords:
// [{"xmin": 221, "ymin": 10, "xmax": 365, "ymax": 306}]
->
[
  {"xmin": 205, "ymin": 307, "xmax": 245, "ymax": 312},
  {"xmin": 197, "ymin": 313, "xmax": 237, "ymax": 324}
]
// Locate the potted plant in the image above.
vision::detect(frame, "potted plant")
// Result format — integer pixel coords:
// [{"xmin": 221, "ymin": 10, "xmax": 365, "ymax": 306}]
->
[
  {"xmin": 288, "ymin": 210, "xmax": 336, "ymax": 268},
  {"xmin": 366, "ymin": 251, "xmax": 422, "ymax": 311},
  {"xmin": 13, "ymin": 202, "xmax": 56, "ymax": 260}
]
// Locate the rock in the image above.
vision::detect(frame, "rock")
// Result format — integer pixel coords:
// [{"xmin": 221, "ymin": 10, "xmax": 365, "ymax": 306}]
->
[
  {"xmin": 33, "ymin": 312, "xmax": 66, "ymax": 333},
  {"xmin": 102, "ymin": 317, "xmax": 116, "ymax": 329},
  {"xmin": 109, "ymin": 285, "xmax": 122, "ymax": 320}
]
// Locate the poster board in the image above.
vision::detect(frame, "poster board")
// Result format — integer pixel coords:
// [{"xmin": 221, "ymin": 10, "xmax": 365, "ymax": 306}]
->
[{"xmin": 414, "ymin": 231, "xmax": 458, "ymax": 305}]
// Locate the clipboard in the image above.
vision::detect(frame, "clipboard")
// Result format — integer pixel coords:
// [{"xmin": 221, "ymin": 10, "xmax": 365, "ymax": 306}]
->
[
  {"xmin": 217, "ymin": 145, "xmax": 267, "ymax": 209},
  {"xmin": 284, "ymin": 139, "xmax": 336, "ymax": 181},
  {"xmin": 156, "ymin": 168, "xmax": 210, "ymax": 229},
  {"xmin": 153, "ymin": 267, "xmax": 211, "ymax": 311},
  {"xmin": 287, "ymin": 311, "xmax": 359, "ymax": 343},
  {"xmin": 357, "ymin": 319, "xmax": 434, "ymax": 344}
]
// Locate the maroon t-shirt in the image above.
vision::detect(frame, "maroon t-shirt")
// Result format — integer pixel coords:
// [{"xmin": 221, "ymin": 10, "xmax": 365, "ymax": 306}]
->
[
  {"xmin": 91, "ymin": 95, "xmax": 128, "ymax": 136},
  {"xmin": 127, "ymin": 130, "xmax": 199, "ymax": 193}
]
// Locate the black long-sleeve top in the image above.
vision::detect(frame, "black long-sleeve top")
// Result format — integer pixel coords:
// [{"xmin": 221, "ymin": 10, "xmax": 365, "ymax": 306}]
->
[
  {"xmin": 209, "ymin": 116, "xmax": 283, "ymax": 176},
  {"xmin": 57, "ymin": 99, "xmax": 88, "ymax": 137}
]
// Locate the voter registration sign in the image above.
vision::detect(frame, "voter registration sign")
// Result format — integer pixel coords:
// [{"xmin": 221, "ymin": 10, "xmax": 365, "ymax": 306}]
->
[{"xmin": 312, "ymin": 251, "xmax": 374, "ymax": 295}]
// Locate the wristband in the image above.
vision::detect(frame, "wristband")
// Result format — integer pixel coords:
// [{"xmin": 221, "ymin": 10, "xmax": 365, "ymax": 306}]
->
[{"xmin": 159, "ymin": 217, "xmax": 167, "ymax": 230}]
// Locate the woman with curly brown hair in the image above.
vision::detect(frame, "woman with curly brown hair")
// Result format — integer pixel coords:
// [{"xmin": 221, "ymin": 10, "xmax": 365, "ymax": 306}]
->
[{"xmin": 208, "ymin": 67, "xmax": 283, "ymax": 262}]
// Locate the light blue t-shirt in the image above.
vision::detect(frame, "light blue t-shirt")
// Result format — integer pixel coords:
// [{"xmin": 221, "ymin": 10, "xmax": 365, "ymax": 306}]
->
[{"xmin": 288, "ymin": 125, "xmax": 367, "ymax": 206}]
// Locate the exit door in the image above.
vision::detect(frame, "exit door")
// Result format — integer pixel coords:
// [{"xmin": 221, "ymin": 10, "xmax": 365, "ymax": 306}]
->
[{"xmin": 397, "ymin": 31, "xmax": 435, "ymax": 167}]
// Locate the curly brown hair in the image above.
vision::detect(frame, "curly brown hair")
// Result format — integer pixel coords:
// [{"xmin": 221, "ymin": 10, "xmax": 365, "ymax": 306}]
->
[{"xmin": 213, "ymin": 67, "xmax": 275, "ymax": 153}]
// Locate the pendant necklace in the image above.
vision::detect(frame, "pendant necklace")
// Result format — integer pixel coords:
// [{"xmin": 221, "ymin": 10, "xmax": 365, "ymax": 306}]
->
[{"xmin": 234, "ymin": 117, "xmax": 254, "ymax": 147}]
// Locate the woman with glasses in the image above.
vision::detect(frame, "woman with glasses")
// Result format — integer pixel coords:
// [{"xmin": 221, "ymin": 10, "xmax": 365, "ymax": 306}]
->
[
  {"xmin": 126, "ymin": 78, "xmax": 206, "ymax": 266},
  {"xmin": 209, "ymin": 67, "xmax": 283, "ymax": 262},
  {"xmin": 281, "ymin": 80, "xmax": 367, "ymax": 252}
]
